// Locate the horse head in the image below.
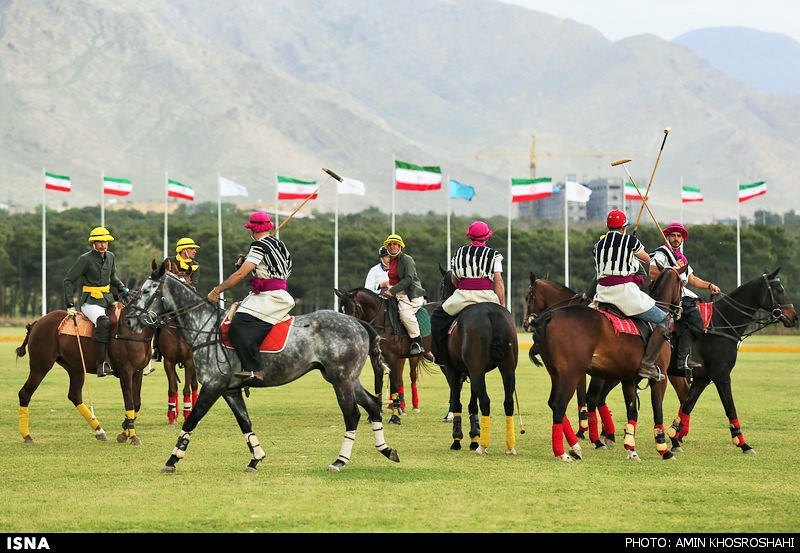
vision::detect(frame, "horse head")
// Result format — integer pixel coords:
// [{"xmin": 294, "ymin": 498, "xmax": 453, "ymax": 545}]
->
[
  {"xmin": 762, "ymin": 267, "xmax": 798, "ymax": 327},
  {"xmin": 126, "ymin": 260, "xmax": 182, "ymax": 332},
  {"xmin": 438, "ymin": 265, "xmax": 457, "ymax": 301},
  {"xmin": 523, "ymin": 272, "xmax": 585, "ymax": 332},
  {"xmin": 649, "ymin": 264, "xmax": 687, "ymax": 322}
]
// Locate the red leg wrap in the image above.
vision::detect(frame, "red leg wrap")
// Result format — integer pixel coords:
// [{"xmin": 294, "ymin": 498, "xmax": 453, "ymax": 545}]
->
[
  {"xmin": 588, "ymin": 411, "xmax": 600, "ymax": 443},
  {"xmin": 552, "ymin": 423, "xmax": 565, "ymax": 457},
  {"xmin": 598, "ymin": 404, "xmax": 615, "ymax": 435},
  {"xmin": 562, "ymin": 415, "xmax": 578, "ymax": 447},
  {"xmin": 730, "ymin": 418, "xmax": 745, "ymax": 447},
  {"xmin": 411, "ymin": 382, "xmax": 419, "ymax": 409}
]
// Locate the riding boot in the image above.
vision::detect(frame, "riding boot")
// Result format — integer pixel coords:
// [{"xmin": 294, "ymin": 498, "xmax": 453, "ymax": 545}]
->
[
  {"xmin": 637, "ymin": 326, "xmax": 668, "ymax": 382},
  {"xmin": 409, "ymin": 336, "xmax": 424, "ymax": 356},
  {"xmin": 676, "ymin": 332, "xmax": 702, "ymax": 371},
  {"xmin": 151, "ymin": 328, "xmax": 162, "ymax": 361},
  {"xmin": 94, "ymin": 316, "xmax": 113, "ymax": 378},
  {"xmin": 232, "ymin": 318, "xmax": 272, "ymax": 383},
  {"xmin": 430, "ymin": 308, "xmax": 453, "ymax": 366}
]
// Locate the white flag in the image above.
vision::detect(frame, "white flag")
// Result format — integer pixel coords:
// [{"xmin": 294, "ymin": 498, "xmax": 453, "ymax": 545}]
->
[
  {"xmin": 218, "ymin": 176, "xmax": 248, "ymax": 197},
  {"xmin": 337, "ymin": 177, "xmax": 366, "ymax": 195},
  {"xmin": 565, "ymin": 180, "xmax": 592, "ymax": 203}
]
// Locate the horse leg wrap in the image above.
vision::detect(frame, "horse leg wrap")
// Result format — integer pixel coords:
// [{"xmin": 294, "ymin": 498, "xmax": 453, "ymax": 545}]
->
[
  {"xmin": 505, "ymin": 416, "xmax": 516, "ymax": 451},
  {"xmin": 398, "ymin": 386, "xmax": 406, "ymax": 411},
  {"xmin": 173, "ymin": 430, "xmax": 191, "ymax": 458},
  {"xmin": 335, "ymin": 430, "xmax": 356, "ymax": 466},
  {"xmin": 192, "ymin": 390, "xmax": 199, "ymax": 406},
  {"xmin": 123, "ymin": 410, "xmax": 137, "ymax": 437},
  {"xmin": 729, "ymin": 418, "xmax": 745, "ymax": 447},
  {"xmin": 623, "ymin": 421, "xmax": 636, "ymax": 450},
  {"xmin": 578, "ymin": 406, "xmax": 589, "ymax": 431},
  {"xmin": 411, "ymin": 382, "xmax": 419, "ymax": 409},
  {"xmin": 552, "ymin": 423, "xmax": 565, "ymax": 457},
  {"xmin": 588, "ymin": 411, "xmax": 600, "ymax": 443},
  {"xmin": 668, "ymin": 408, "xmax": 690, "ymax": 439},
  {"xmin": 562, "ymin": 415, "xmax": 578, "ymax": 447},
  {"xmin": 183, "ymin": 396, "xmax": 193, "ymax": 419},
  {"xmin": 76, "ymin": 403, "xmax": 100, "ymax": 431},
  {"xmin": 371, "ymin": 421, "xmax": 389, "ymax": 453},
  {"xmin": 245, "ymin": 432, "xmax": 266, "ymax": 461},
  {"xmin": 19, "ymin": 406, "xmax": 30, "ymax": 438},
  {"xmin": 479, "ymin": 416, "xmax": 491, "ymax": 449},
  {"xmin": 452, "ymin": 413, "xmax": 463, "ymax": 442},
  {"xmin": 469, "ymin": 413, "xmax": 480, "ymax": 440},
  {"xmin": 167, "ymin": 393, "xmax": 178, "ymax": 423},
  {"xmin": 391, "ymin": 392, "xmax": 401, "ymax": 417},
  {"xmin": 653, "ymin": 424, "xmax": 668, "ymax": 455},
  {"xmin": 598, "ymin": 405, "xmax": 615, "ymax": 435}
]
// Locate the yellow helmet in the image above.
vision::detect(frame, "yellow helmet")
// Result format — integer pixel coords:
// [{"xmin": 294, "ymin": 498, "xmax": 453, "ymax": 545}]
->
[
  {"xmin": 383, "ymin": 234, "xmax": 405, "ymax": 248},
  {"xmin": 176, "ymin": 237, "xmax": 200, "ymax": 253},
  {"xmin": 88, "ymin": 227, "xmax": 114, "ymax": 242}
]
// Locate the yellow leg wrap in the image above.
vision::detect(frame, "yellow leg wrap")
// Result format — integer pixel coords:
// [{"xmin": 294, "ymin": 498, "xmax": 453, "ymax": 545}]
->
[
  {"xmin": 623, "ymin": 422, "xmax": 636, "ymax": 448},
  {"xmin": 19, "ymin": 406, "xmax": 30, "ymax": 438},
  {"xmin": 77, "ymin": 403, "xmax": 100, "ymax": 431},
  {"xmin": 479, "ymin": 415, "xmax": 491, "ymax": 448},
  {"xmin": 505, "ymin": 416, "xmax": 516, "ymax": 450},
  {"xmin": 653, "ymin": 427, "xmax": 668, "ymax": 453},
  {"xmin": 125, "ymin": 409, "xmax": 137, "ymax": 437}
]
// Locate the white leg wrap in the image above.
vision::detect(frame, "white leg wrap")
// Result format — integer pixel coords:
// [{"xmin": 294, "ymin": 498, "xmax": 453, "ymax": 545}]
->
[
  {"xmin": 371, "ymin": 421, "xmax": 389, "ymax": 452},
  {"xmin": 336, "ymin": 430, "xmax": 356, "ymax": 465},
  {"xmin": 173, "ymin": 430, "xmax": 191, "ymax": 458},
  {"xmin": 245, "ymin": 432, "xmax": 266, "ymax": 461}
]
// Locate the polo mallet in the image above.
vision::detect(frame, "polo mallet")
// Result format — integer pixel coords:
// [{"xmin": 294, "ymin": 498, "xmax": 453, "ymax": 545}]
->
[
  {"xmin": 271, "ymin": 167, "xmax": 343, "ymax": 236},
  {"xmin": 514, "ymin": 388, "xmax": 525, "ymax": 434},
  {"xmin": 72, "ymin": 312, "xmax": 97, "ymax": 419},
  {"xmin": 611, "ymin": 158, "xmax": 671, "ymax": 251},
  {"xmin": 633, "ymin": 127, "xmax": 671, "ymax": 233}
]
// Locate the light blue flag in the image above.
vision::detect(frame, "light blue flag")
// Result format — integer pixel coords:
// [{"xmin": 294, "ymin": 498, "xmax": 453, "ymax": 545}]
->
[{"xmin": 449, "ymin": 179, "xmax": 475, "ymax": 201}]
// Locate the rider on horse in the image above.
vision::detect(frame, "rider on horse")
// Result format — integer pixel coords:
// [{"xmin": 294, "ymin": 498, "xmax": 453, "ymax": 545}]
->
[
  {"xmin": 592, "ymin": 210, "xmax": 671, "ymax": 382},
  {"xmin": 430, "ymin": 220, "xmax": 505, "ymax": 366},
  {"xmin": 381, "ymin": 233, "xmax": 428, "ymax": 357},
  {"xmin": 63, "ymin": 226, "xmax": 130, "ymax": 377}
]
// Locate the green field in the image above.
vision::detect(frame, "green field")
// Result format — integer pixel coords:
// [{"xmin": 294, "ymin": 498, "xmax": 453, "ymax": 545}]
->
[{"xmin": 1, "ymin": 327, "xmax": 798, "ymax": 533}]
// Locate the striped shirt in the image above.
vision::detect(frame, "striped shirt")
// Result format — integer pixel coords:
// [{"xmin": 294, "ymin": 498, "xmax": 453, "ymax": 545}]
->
[
  {"xmin": 451, "ymin": 245, "xmax": 503, "ymax": 279},
  {"xmin": 245, "ymin": 235, "xmax": 292, "ymax": 280},
  {"xmin": 594, "ymin": 231, "xmax": 643, "ymax": 278}
]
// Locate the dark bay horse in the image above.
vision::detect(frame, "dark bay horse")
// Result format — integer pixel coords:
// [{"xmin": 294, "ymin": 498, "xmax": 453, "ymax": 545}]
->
[
  {"xmin": 437, "ymin": 269, "xmax": 519, "ymax": 454},
  {"xmin": 156, "ymin": 325, "xmax": 199, "ymax": 426},
  {"xmin": 532, "ymin": 265, "xmax": 685, "ymax": 462},
  {"xmin": 126, "ymin": 261, "xmax": 398, "ymax": 473},
  {"xmin": 334, "ymin": 287, "xmax": 427, "ymax": 425},
  {"xmin": 667, "ymin": 268, "xmax": 797, "ymax": 454},
  {"xmin": 16, "ymin": 302, "xmax": 153, "ymax": 445}
]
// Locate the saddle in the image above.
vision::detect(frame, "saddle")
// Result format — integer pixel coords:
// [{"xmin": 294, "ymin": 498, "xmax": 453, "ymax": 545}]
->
[
  {"xmin": 385, "ymin": 296, "xmax": 431, "ymax": 337},
  {"xmin": 219, "ymin": 302, "xmax": 294, "ymax": 353},
  {"xmin": 58, "ymin": 304, "xmax": 122, "ymax": 338},
  {"xmin": 593, "ymin": 302, "xmax": 652, "ymax": 342}
]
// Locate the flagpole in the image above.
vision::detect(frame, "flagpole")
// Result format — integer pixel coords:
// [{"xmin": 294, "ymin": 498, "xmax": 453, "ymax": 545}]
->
[
  {"xmin": 41, "ymin": 168, "xmax": 47, "ymax": 316},
  {"xmin": 391, "ymin": 154, "xmax": 396, "ymax": 233},
  {"xmin": 446, "ymin": 173, "xmax": 451, "ymax": 263},
  {"xmin": 100, "ymin": 169, "xmax": 105, "ymax": 228},
  {"xmin": 274, "ymin": 172, "xmax": 280, "ymax": 240},
  {"xmin": 736, "ymin": 176, "xmax": 741, "ymax": 287},
  {"xmin": 217, "ymin": 172, "xmax": 225, "ymax": 310},
  {"xmin": 507, "ymin": 175, "xmax": 512, "ymax": 312},
  {"xmin": 163, "ymin": 171, "xmax": 169, "ymax": 260},
  {"xmin": 564, "ymin": 177, "xmax": 569, "ymax": 287},
  {"xmin": 679, "ymin": 176, "xmax": 684, "ymax": 224},
  {"xmin": 334, "ymin": 186, "xmax": 340, "ymax": 311}
]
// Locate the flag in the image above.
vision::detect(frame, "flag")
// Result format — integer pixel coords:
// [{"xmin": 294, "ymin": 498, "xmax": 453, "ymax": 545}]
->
[
  {"xmin": 395, "ymin": 160, "xmax": 442, "ymax": 191},
  {"xmin": 738, "ymin": 181, "xmax": 767, "ymax": 203},
  {"xmin": 167, "ymin": 179, "xmax": 194, "ymax": 201},
  {"xmin": 681, "ymin": 185, "xmax": 703, "ymax": 203},
  {"xmin": 277, "ymin": 176, "xmax": 318, "ymax": 200},
  {"xmin": 624, "ymin": 181, "xmax": 648, "ymax": 201},
  {"xmin": 103, "ymin": 176, "xmax": 132, "ymax": 196},
  {"xmin": 219, "ymin": 176, "xmax": 248, "ymax": 197},
  {"xmin": 565, "ymin": 180, "xmax": 591, "ymax": 203},
  {"xmin": 337, "ymin": 177, "xmax": 365, "ymax": 195},
  {"xmin": 511, "ymin": 177, "xmax": 553, "ymax": 203},
  {"xmin": 449, "ymin": 179, "xmax": 475, "ymax": 201},
  {"xmin": 45, "ymin": 172, "xmax": 71, "ymax": 192}
]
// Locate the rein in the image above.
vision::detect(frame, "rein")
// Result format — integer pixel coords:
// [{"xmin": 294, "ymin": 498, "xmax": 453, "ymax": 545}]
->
[{"xmin": 706, "ymin": 274, "xmax": 792, "ymax": 342}]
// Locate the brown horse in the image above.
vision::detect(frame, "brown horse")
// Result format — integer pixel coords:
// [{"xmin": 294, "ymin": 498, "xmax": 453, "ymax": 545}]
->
[
  {"xmin": 155, "ymin": 325, "xmax": 199, "ymax": 426},
  {"xmin": 334, "ymin": 287, "xmax": 430, "ymax": 425},
  {"xmin": 16, "ymin": 302, "xmax": 153, "ymax": 445},
  {"xmin": 532, "ymin": 265, "xmax": 685, "ymax": 462}
]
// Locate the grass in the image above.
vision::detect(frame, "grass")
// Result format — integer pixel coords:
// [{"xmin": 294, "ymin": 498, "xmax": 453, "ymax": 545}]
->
[{"xmin": 0, "ymin": 326, "xmax": 798, "ymax": 533}]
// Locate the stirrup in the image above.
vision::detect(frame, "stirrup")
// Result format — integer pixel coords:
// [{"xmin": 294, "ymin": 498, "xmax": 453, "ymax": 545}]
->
[{"xmin": 409, "ymin": 343, "xmax": 424, "ymax": 356}]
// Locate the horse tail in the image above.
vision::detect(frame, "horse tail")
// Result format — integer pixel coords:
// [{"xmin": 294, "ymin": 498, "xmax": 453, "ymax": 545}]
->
[
  {"xmin": 489, "ymin": 307, "xmax": 510, "ymax": 365},
  {"xmin": 15, "ymin": 322, "xmax": 34, "ymax": 358},
  {"xmin": 354, "ymin": 318, "xmax": 389, "ymax": 396}
]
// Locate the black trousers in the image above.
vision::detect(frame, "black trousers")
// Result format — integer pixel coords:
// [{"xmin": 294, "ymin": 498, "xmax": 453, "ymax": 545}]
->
[
  {"xmin": 430, "ymin": 305, "xmax": 455, "ymax": 363},
  {"xmin": 229, "ymin": 311, "xmax": 273, "ymax": 372},
  {"xmin": 676, "ymin": 297, "xmax": 704, "ymax": 338}
]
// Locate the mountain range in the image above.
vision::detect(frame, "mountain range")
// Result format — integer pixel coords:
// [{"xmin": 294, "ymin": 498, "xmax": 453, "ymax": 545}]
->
[{"xmin": 1, "ymin": 0, "xmax": 798, "ymax": 223}]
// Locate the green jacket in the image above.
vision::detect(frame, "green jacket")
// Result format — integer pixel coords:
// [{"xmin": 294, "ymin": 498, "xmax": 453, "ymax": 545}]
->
[
  {"xmin": 388, "ymin": 251, "xmax": 426, "ymax": 300},
  {"xmin": 63, "ymin": 249, "xmax": 125, "ymax": 308}
]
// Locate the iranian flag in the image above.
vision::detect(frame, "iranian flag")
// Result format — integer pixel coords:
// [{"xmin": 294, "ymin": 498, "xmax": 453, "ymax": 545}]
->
[
  {"xmin": 395, "ymin": 160, "xmax": 442, "ymax": 191},
  {"xmin": 103, "ymin": 176, "xmax": 132, "ymax": 196},
  {"xmin": 167, "ymin": 179, "xmax": 194, "ymax": 201},
  {"xmin": 45, "ymin": 172, "xmax": 71, "ymax": 192},
  {"xmin": 277, "ymin": 176, "xmax": 317, "ymax": 200},
  {"xmin": 624, "ymin": 181, "xmax": 648, "ymax": 201},
  {"xmin": 511, "ymin": 177, "xmax": 553, "ymax": 202},
  {"xmin": 681, "ymin": 185, "xmax": 703, "ymax": 203},
  {"xmin": 738, "ymin": 181, "xmax": 767, "ymax": 203}
]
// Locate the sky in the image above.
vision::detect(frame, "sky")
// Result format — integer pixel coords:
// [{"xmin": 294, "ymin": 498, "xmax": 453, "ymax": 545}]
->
[{"xmin": 500, "ymin": 0, "xmax": 800, "ymax": 44}]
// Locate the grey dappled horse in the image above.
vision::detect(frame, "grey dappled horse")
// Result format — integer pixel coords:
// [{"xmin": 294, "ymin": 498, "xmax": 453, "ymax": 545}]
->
[{"xmin": 125, "ymin": 260, "xmax": 399, "ymax": 473}]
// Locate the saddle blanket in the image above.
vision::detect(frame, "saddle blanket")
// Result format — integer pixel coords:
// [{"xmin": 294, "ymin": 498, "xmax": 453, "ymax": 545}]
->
[
  {"xmin": 58, "ymin": 304, "xmax": 123, "ymax": 338},
  {"xmin": 699, "ymin": 301, "xmax": 712, "ymax": 329},
  {"xmin": 598, "ymin": 310, "xmax": 641, "ymax": 336},
  {"xmin": 220, "ymin": 315, "xmax": 294, "ymax": 353}
]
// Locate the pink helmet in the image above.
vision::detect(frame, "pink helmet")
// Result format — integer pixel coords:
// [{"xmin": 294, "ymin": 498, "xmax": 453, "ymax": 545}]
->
[
  {"xmin": 663, "ymin": 221, "xmax": 688, "ymax": 240},
  {"xmin": 245, "ymin": 211, "xmax": 274, "ymax": 233},
  {"xmin": 606, "ymin": 209, "xmax": 628, "ymax": 229},
  {"xmin": 467, "ymin": 220, "xmax": 492, "ymax": 242}
]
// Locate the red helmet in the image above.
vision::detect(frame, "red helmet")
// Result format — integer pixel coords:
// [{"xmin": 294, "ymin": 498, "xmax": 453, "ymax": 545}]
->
[{"xmin": 606, "ymin": 209, "xmax": 628, "ymax": 229}]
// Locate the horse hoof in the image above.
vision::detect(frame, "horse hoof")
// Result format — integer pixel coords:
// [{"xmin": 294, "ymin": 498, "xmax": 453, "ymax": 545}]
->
[
  {"xmin": 442, "ymin": 412, "xmax": 454, "ymax": 422},
  {"xmin": 661, "ymin": 451, "xmax": 677, "ymax": 461},
  {"xmin": 244, "ymin": 466, "xmax": 257, "ymax": 473},
  {"xmin": 327, "ymin": 462, "xmax": 343, "ymax": 473},
  {"xmin": 450, "ymin": 441, "xmax": 462, "ymax": 451},
  {"xmin": 569, "ymin": 447, "xmax": 582, "ymax": 461},
  {"xmin": 556, "ymin": 453, "xmax": 573, "ymax": 463},
  {"xmin": 626, "ymin": 451, "xmax": 641, "ymax": 462},
  {"xmin": 95, "ymin": 429, "xmax": 107, "ymax": 441},
  {"xmin": 161, "ymin": 466, "xmax": 176, "ymax": 474},
  {"xmin": 412, "ymin": 407, "xmax": 421, "ymax": 413},
  {"xmin": 22, "ymin": 435, "xmax": 34, "ymax": 444},
  {"xmin": 505, "ymin": 448, "xmax": 517, "ymax": 456},
  {"xmin": 742, "ymin": 446, "xmax": 757, "ymax": 455},
  {"xmin": 389, "ymin": 415, "xmax": 401, "ymax": 425},
  {"xmin": 166, "ymin": 421, "xmax": 176, "ymax": 427},
  {"xmin": 380, "ymin": 448, "xmax": 400, "ymax": 463},
  {"xmin": 671, "ymin": 445, "xmax": 684, "ymax": 453},
  {"xmin": 475, "ymin": 445, "xmax": 488, "ymax": 455},
  {"xmin": 129, "ymin": 436, "xmax": 142, "ymax": 446},
  {"xmin": 593, "ymin": 440, "xmax": 607, "ymax": 450},
  {"xmin": 576, "ymin": 431, "xmax": 586, "ymax": 440},
  {"xmin": 116, "ymin": 432, "xmax": 128, "ymax": 443}
]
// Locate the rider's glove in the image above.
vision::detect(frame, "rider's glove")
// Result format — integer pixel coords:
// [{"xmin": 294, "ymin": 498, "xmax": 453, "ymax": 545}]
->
[
  {"xmin": 66, "ymin": 304, "xmax": 77, "ymax": 317},
  {"xmin": 234, "ymin": 254, "xmax": 245, "ymax": 271},
  {"xmin": 207, "ymin": 288, "xmax": 220, "ymax": 303},
  {"xmin": 121, "ymin": 286, "xmax": 130, "ymax": 300}
]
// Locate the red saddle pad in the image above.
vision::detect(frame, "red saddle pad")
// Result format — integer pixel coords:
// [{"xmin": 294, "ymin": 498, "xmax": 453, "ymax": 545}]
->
[
  {"xmin": 220, "ymin": 315, "xmax": 295, "ymax": 353},
  {"xmin": 597, "ymin": 310, "xmax": 641, "ymax": 336}
]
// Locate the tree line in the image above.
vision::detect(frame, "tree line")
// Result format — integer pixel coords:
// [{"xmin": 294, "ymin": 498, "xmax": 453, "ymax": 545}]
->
[{"xmin": 1, "ymin": 203, "xmax": 797, "ymax": 327}]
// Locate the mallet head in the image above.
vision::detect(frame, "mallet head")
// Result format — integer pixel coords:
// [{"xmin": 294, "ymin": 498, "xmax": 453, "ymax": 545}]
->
[
  {"xmin": 664, "ymin": 127, "xmax": 671, "ymax": 134},
  {"xmin": 610, "ymin": 158, "xmax": 631, "ymax": 167}
]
